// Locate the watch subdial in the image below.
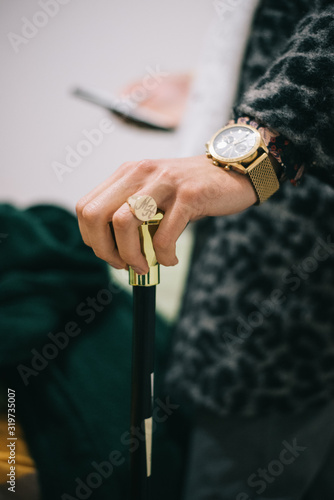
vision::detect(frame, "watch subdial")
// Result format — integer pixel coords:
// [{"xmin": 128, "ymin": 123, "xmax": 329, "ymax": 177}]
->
[{"xmin": 235, "ymin": 143, "xmax": 247, "ymax": 155}]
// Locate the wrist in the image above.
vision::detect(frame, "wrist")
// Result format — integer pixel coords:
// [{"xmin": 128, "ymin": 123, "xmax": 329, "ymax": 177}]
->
[
  {"xmin": 229, "ymin": 116, "xmax": 285, "ymax": 181},
  {"xmin": 206, "ymin": 122, "xmax": 280, "ymax": 204},
  {"xmin": 231, "ymin": 115, "xmax": 305, "ymax": 185}
]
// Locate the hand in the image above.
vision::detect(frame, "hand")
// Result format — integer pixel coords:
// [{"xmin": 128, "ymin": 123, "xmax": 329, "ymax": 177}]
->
[{"xmin": 76, "ymin": 155, "xmax": 256, "ymax": 274}]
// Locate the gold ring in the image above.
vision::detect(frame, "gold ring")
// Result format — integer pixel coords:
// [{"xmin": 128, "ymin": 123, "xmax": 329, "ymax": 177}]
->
[{"xmin": 127, "ymin": 194, "xmax": 158, "ymax": 222}]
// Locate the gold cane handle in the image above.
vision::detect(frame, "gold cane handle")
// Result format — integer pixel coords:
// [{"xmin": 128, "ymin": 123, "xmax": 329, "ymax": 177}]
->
[{"xmin": 129, "ymin": 211, "xmax": 164, "ymax": 287}]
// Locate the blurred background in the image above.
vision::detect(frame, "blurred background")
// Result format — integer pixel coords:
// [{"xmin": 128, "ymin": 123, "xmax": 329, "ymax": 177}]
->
[{"xmin": 1, "ymin": 0, "xmax": 212, "ymax": 210}]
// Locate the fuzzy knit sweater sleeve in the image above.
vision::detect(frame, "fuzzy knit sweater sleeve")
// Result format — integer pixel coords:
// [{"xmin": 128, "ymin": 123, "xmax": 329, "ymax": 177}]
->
[{"xmin": 236, "ymin": 0, "xmax": 334, "ymax": 177}]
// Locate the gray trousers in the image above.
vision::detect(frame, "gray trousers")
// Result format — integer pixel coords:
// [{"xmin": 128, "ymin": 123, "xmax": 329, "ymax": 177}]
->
[{"xmin": 183, "ymin": 402, "xmax": 334, "ymax": 500}]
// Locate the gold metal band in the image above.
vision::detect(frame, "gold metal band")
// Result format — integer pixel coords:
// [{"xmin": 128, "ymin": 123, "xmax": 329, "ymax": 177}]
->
[
  {"xmin": 247, "ymin": 153, "xmax": 280, "ymax": 204},
  {"xmin": 129, "ymin": 212, "xmax": 164, "ymax": 287}
]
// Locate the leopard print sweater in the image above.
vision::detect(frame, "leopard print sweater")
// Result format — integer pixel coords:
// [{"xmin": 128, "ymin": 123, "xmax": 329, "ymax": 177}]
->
[{"xmin": 166, "ymin": 0, "xmax": 334, "ymax": 416}]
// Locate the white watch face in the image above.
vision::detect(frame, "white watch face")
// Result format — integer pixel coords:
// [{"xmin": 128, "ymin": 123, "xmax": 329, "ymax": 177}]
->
[{"xmin": 212, "ymin": 125, "xmax": 258, "ymax": 160}]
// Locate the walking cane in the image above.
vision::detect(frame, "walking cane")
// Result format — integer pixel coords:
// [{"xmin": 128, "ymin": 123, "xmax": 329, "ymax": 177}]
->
[{"xmin": 128, "ymin": 202, "xmax": 163, "ymax": 500}]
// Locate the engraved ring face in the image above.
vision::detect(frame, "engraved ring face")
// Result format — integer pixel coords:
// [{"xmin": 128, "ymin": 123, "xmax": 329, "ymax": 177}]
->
[{"xmin": 127, "ymin": 194, "xmax": 158, "ymax": 222}]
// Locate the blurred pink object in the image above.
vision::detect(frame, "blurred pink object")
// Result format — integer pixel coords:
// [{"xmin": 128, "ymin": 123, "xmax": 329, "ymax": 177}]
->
[{"xmin": 118, "ymin": 73, "xmax": 193, "ymax": 130}]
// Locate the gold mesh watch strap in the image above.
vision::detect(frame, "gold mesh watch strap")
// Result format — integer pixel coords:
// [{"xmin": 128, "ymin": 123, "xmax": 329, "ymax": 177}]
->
[{"xmin": 247, "ymin": 153, "xmax": 280, "ymax": 204}]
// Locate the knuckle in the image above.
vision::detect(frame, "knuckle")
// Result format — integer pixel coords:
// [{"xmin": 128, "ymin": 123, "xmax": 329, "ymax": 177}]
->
[
  {"xmin": 134, "ymin": 159, "xmax": 155, "ymax": 175},
  {"xmin": 158, "ymin": 166, "xmax": 176, "ymax": 184},
  {"xmin": 120, "ymin": 256, "xmax": 136, "ymax": 268},
  {"xmin": 120, "ymin": 160, "xmax": 136, "ymax": 172},
  {"xmin": 112, "ymin": 208, "xmax": 132, "ymax": 230},
  {"xmin": 201, "ymin": 182, "xmax": 222, "ymax": 200},
  {"xmin": 121, "ymin": 160, "xmax": 135, "ymax": 169},
  {"xmin": 178, "ymin": 183, "xmax": 197, "ymax": 205},
  {"xmin": 178, "ymin": 183, "xmax": 206, "ymax": 217},
  {"xmin": 76, "ymin": 197, "xmax": 88, "ymax": 217},
  {"xmin": 153, "ymin": 232, "xmax": 178, "ymax": 267},
  {"xmin": 92, "ymin": 248, "xmax": 108, "ymax": 262},
  {"xmin": 118, "ymin": 249, "xmax": 143, "ymax": 269},
  {"xmin": 81, "ymin": 237, "xmax": 91, "ymax": 247},
  {"xmin": 153, "ymin": 232, "xmax": 171, "ymax": 253},
  {"xmin": 81, "ymin": 202, "xmax": 100, "ymax": 224}
]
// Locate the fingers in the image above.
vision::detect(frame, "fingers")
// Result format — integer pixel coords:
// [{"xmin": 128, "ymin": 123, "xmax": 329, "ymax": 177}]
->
[
  {"xmin": 78, "ymin": 199, "xmax": 127, "ymax": 269},
  {"xmin": 153, "ymin": 201, "xmax": 189, "ymax": 266},
  {"xmin": 76, "ymin": 161, "xmax": 135, "ymax": 246},
  {"xmin": 112, "ymin": 203, "xmax": 149, "ymax": 274},
  {"xmin": 76, "ymin": 160, "xmax": 149, "ymax": 255}
]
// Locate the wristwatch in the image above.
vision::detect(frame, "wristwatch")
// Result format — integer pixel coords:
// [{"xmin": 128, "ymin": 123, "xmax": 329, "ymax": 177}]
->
[{"xmin": 206, "ymin": 123, "xmax": 281, "ymax": 204}]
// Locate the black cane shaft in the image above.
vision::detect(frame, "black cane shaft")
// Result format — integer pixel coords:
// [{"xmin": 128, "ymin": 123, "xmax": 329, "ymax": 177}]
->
[{"xmin": 130, "ymin": 286, "xmax": 156, "ymax": 500}]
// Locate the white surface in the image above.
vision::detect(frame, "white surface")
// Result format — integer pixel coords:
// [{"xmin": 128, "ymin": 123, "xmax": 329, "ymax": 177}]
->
[{"xmin": 1, "ymin": 0, "xmax": 212, "ymax": 211}]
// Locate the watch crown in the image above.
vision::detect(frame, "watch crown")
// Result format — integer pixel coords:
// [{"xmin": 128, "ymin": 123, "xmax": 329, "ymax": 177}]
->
[{"xmin": 212, "ymin": 160, "xmax": 219, "ymax": 166}]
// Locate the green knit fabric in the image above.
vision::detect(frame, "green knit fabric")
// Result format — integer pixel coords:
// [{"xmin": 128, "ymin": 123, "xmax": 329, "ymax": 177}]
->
[{"xmin": 0, "ymin": 204, "xmax": 189, "ymax": 500}]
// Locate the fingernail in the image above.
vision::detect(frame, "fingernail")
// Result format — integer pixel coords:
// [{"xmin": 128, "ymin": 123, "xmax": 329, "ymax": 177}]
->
[{"xmin": 132, "ymin": 266, "xmax": 148, "ymax": 275}]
